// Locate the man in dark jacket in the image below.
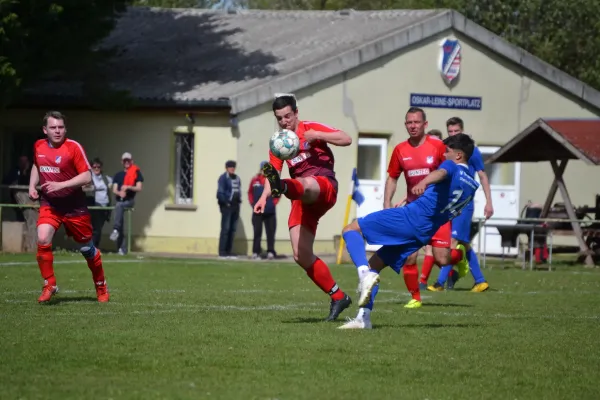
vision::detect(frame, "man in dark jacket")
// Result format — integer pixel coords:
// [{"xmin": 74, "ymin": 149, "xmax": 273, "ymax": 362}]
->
[
  {"xmin": 216, "ymin": 160, "xmax": 242, "ymax": 258},
  {"xmin": 248, "ymin": 161, "xmax": 279, "ymax": 259}
]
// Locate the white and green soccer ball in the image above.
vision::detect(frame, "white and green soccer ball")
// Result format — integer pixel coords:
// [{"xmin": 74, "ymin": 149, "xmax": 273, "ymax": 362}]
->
[{"xmin": 269, "ymin": 129, "xmax": 300, "ymax": 160}]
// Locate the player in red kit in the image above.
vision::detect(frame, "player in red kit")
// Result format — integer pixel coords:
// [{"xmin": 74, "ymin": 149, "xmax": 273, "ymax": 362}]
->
[
  {"xmin": 29, "ymin": 111, "xmax": 109, "ymax": 303},
  {"xmin": 384, "ymin": 107, "xmax": 452, "ymax": 309},
  {"xmin": 254, "ymin": 94, "xmax": 353, "ymax": 322}
]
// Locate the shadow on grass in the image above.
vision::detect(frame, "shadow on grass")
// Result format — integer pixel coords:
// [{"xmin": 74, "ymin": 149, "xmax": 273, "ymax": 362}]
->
[
  {"xmin": 49, "ymin": 296, "xmax": 98, "ymax": 304},
  {"xmin": 421, "ymin": 302, "xmax": 473, "ymax": 307},
  {"xmin": 374, "ymin": 323, "xmax": 481, "ymax": 329}
]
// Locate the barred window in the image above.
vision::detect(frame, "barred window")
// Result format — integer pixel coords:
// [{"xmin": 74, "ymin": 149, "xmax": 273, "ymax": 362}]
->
[{"xmin": 174, "ymin": 133, "xmax": 194, "ymax": 204}]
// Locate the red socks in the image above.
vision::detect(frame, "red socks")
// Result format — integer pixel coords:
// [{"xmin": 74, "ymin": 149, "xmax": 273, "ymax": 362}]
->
[
  {"xmin": 36, "ymin": 244, "xmax": 56, "ymax": 286},
  {"xmin": 403, "ymin": 264, "xmax": 421, "ymax": 301},
  {"xmin": 450, "ymin": 248, "xmax": 464, "ymax": 265},
  {"xmin": 306, "ymin": 257, "xmax": 344, "ymax": 301},
  {"xmin": 419, "ymin": 255, "xmax": 435, "ymax": 284},
  {"xmin": 282, "ymin": 179, "xmax": 305, "ymax": 200},
  {"xmin": 85, "ymin": 249, "xmax": 105, "ymax": 285}
]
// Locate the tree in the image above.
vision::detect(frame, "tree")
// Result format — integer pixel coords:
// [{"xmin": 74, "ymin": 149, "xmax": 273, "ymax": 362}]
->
[
  {"xmin": 131, "ymin": 0, "xmax": 220, "ymax": 7},
  {"xmin": 0, "ymin": 0, "xmax": 129, "ymax": 108}
]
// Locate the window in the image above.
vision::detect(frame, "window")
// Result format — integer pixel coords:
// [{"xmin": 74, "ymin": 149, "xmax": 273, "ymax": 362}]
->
[{"xmin": 174, "ymin": 133, "xmax": 194, "ymax": 204}]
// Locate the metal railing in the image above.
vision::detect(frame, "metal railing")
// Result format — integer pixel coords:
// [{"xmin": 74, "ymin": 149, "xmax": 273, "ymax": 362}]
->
[
  {"xmin": 0, "ymin": 203, "xmax": 134, "ymax": 252},
  {"xmin": 472, "ymin": 216, "xmax": 600, "ymax": 270}
]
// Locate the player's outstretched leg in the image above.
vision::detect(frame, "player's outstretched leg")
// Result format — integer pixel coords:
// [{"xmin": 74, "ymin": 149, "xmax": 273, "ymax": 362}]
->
[
  {"xmin": 36, "ymin": 224, "xmax": 59, "ymax": 303},
  {"xmin": 80, "ymin": 242, "xmax": 109, "ymax": 302},
  {"xmin": 291, "ymin": 225, "xmax": 351, "ymax": 321},
  {"xmin": 262, "ymin": 162, "xmax": 314, "ymax": 202}
]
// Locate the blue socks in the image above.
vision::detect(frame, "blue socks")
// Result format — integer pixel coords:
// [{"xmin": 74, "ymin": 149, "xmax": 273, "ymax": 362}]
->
[
  {"xmin": 467, "ymin": 248, "xmax": 485, "ymax": 284},
  {"xmin": 436, "ymin": 265, "xmax": 453, "ymax": 285},
  {"xmin": 343, "ymin": 231, "xmax": 369, "ymax": 267}
]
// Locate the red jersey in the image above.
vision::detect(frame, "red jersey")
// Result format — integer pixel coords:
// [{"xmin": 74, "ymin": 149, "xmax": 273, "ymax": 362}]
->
[
  {"xmin": 34, "ymin": 138, "xmax": 91, "ymax": 215},
  {"xmin": 387, "ymin": 135, "xmax": 446, "ymax": 203},
  {"xmin": 269, "ymin": 121, "xmax": 339, "ymax": 190}
]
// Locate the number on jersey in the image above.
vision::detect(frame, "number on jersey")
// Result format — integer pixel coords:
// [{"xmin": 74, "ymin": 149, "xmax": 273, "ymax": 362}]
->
[{"xmin": 441, "ymin": 189, "xmax": 472, "ymax": 217}]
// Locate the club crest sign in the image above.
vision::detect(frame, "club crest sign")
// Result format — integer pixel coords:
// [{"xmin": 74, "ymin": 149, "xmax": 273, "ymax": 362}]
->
[{"xmin": 438, "ymin": 38, "xmax": 461, "ymax": 84}]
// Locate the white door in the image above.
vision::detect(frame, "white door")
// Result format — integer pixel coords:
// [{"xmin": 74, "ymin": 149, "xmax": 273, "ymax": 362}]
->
[
  {"xmin": 356, "ymin": 137, "xmax": 388, "ymax": 251},
  {"xmin": 471, "ymin": 146, "xmax": 521, "ymax": 256}
]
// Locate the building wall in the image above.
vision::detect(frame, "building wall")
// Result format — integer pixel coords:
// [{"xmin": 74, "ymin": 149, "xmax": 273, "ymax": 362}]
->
[
  {"xmin": 236, "ymin": 29, "xmax": 600, "ymax": 254},
  {"xmin": 0, "ymin": 109, "xmax": 235, "ymax": 254},
  {"xmin": 2, "ymin": 28, "xmax": 598, "ymax": 255}
]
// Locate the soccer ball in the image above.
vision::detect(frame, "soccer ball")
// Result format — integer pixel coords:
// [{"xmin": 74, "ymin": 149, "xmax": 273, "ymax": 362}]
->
[{"xmin": 269, "ymin": 129, "xmax": 300, "ymax": 160}]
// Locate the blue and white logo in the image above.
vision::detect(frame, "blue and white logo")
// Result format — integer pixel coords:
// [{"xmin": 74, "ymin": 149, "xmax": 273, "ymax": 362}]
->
[
  {"xmin": 55, "ymin": 156, "xmax": 62, "ymax": 164},
  {"xmin": 439, "ymin": 38, "xmax": 461, "ymax": 84}
]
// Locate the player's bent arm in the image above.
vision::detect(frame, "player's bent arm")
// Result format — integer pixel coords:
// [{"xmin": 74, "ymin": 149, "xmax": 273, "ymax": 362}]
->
[
  {"xmin": 61, "ymin": 170, "xmax": 92, "ymax": 189},
  {"xmin": 419, "ymin": 169, "xmax": 449, "ymax": 187},
  {"xmin": 383, "ymin": 176, "xmax": 398, "ymax": 209},
  {"xmin": 29, "ymin": 164, "xmax": 39, "ymax": 189},
  {"xmin": 477, "ymin": 170, "xmax": 493, "ymax": 205},
  {"xmin": 314, "ymin": 130, "xmax": 352, "ymax": 147}
]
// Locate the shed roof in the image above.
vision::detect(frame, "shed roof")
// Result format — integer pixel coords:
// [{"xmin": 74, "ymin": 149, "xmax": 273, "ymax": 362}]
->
[{"xmin": 485, "ymin": 118, "xmax": 600, "ymax": 165}]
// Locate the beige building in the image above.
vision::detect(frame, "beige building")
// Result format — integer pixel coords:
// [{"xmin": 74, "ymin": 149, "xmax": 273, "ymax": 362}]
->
[{"xmin": 2, "ymin": 8, "xmax": 599, "ymax": 255}]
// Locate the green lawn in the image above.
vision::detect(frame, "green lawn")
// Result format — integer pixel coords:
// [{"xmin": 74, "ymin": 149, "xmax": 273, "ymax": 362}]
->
[{"xmin": 1, "ymin": 253, "xmax": 599, "ymax": 399}]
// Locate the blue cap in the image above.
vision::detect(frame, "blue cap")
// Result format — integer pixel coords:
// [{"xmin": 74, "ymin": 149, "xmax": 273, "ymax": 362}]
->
[{"xmin": 260, "ymin": 161, "xmax": 268, "ymax": 169}]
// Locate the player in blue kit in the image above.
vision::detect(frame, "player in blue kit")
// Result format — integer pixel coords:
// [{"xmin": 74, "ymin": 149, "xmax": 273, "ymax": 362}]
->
[
  {"xmin": 427, "ymin": 117, "xmax": 492, "ymax": 292},
  {"xmin": 338, "ymin": 133, "xmax": 479, "ymax": 329}
]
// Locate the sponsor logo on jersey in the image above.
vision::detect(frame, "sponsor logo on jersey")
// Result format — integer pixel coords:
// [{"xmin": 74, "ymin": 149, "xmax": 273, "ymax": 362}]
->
[
  {"xmin": 39, "ymin": 166, "xmax": 60, "ymax": 173},
  {"xmin": 407, "ymin": 168, "xmax": 430, "ymax": 177},
  {"xmin": 289, "ymin": 152, "xmax": 311, "ymax": 166},
  {"xmin": 40, "ymin": 165, "xmax": 60, "ymax": 174}
]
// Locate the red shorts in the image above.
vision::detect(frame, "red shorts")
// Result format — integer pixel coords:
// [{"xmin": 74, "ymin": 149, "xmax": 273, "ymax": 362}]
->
[
  {"xmin": 429, "ymin": 222, "xmax": 451, "ymax": 248},
  {"xmin": 288, "ymin": 176, "xmax": 337, "ymax": 235},
  {"xmin": 37, "ymin": 206, "xmax": 93, "ymax": 244}
]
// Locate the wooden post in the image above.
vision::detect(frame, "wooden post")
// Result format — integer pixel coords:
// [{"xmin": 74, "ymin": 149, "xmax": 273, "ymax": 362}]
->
[
  {"xmin": 550, "ymin": 160, "xmax": 595, "ymax": 267},
  {"xmin": 13, "ymin": 190, "xmax": 38, "ymax": 252},
  {"xmin": 541, "ymin": 160, "xmax": 567, "ymax": 218}
]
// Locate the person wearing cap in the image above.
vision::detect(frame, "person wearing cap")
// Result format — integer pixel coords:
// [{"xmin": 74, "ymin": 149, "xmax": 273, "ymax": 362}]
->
[
  {"xmin": 216, "ymin": 160, "xmax": 242, "ymax": 258},
  {"xmin": 248, "ymin": 161, "xmax": 279, "ymax": 260},
  {"xmin": 110, "ymin": 152, "xmax": 144, "ymax": 255}
]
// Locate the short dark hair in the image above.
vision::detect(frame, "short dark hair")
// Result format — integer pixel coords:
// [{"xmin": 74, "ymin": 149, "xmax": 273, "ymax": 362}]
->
[
  {"xmin": 43, "ymin": 111, "xmax": 66, "ymax": 127},
  {"xmin": 406, "ymin": 107, "xmax": 426, "ymax": 121},
  {"xmin": 272, "ymin": 95, "xmax": 297, "ymax": 112},
  {"xmin": 427, "ymin": 129, "xmax": 443, "ymax": 139},
  {"xmin": 443, "ymin": 133, "xmax": 474, "ymax": 160},
  {"xmin": 91, "ymin": 158, "xmax": 103, "ymax": 167},
  {"xmin": 446, "ymin": 117, "xmax": 464, "ymax": 129}
]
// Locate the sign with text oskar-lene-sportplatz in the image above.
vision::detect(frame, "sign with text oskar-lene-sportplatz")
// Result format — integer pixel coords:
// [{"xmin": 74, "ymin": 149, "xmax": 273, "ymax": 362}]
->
[{"xmin": 410, "ymin": 93, "xmax": 482, "ymax": 110}]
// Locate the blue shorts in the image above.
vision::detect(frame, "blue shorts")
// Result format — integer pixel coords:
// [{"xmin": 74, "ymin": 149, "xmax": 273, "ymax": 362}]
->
[
  {"xmin": 375, "ymin": 243, "xmax": 423, "ymax": 274},
  {"xmin": 357, "ymin": 207, "xmax": 424, "ymax": 274},
  {"xmin": 451, "ymin": 202, "xmax": 474, "ymax": 243}
]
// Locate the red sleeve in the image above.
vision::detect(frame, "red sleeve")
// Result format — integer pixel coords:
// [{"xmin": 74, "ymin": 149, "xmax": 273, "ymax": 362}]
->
[
  {"xmin": 247, "ymin": 176, "xmax": 256, "ymax": 204},
  {"xmin": 273, "ymin": 197, "xmax": 279, "ymax": 206},
  {"xmin": 304, "ymin": 121, "xmax": 339, "ymax": 133},
  {"xmin": 269, "ymin": 150, "xmax": 284, "ymax": 172},
  {"xmin": 387, "ymin": 145, "xmax": 403, "ymax": 179},
  {"xmin": 33, "ymin": 142, "xmax": 39, "ymax": 168},
  {"xmin": 69, "ymin": 141, "xmax": 91, "ymax": 174}
]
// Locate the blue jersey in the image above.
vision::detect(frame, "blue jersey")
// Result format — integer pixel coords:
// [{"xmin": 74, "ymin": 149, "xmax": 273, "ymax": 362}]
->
[
  {"xmin": 468, "ymin": 146, "xmax": 484, "ymax": 178},
  {"xmin": 404, "ymin": 160, "xmax": 479, "ymax": 244}
]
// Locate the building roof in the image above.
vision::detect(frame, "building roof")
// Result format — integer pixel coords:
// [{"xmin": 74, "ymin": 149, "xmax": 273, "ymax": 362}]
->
[
  {"xmin": 485, "ymin": 118, "xmax": 600, "ymax": 165},
  {"xmin": 22, "ymin": 7, "xmax": 600, "ymax": 114}
]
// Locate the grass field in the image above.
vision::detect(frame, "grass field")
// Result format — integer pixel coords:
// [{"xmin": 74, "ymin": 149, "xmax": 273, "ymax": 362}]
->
[{"xmin": 1, "ymin": 253, "xmax": 599, "ymax": 400}]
